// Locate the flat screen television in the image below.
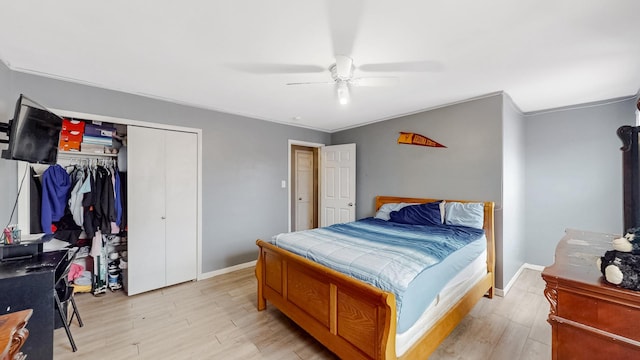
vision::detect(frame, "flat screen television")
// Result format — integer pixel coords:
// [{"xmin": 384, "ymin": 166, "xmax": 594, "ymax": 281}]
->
[{"xmin": 0, "ymin": 94, "xmax": 62, "ymax": 164}]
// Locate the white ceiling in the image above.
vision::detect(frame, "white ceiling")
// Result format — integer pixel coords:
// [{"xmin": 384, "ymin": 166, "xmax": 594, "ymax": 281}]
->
[{"xmin": 1, "ymin": 1, "xmax": 639, "ymax": 132}]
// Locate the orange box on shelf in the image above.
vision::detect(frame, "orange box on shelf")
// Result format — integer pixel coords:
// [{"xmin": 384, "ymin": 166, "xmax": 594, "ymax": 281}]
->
[
  {"xmin": 59, "ymin": 139, "xmax": 81, "ymax": 152},
  {"xmin": 62, "ymin": 118, "xmax": 85, "ymax": 133},
  {"xmin": 59, "ymin": 130, "xmax": 83, "ymax": 143}
]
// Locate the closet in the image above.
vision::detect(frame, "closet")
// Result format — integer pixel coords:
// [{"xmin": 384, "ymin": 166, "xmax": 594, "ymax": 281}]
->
[
  {"xmin": 28, "ymin": 120, "xmax": 127, "ymax": 296},
  {"xmin": 127, "ymin": 126, "xmax": 198, "ymax": 295},
  {"xmin": 17, "ymin": 114, "xmax": 200, "ymax": 297}
]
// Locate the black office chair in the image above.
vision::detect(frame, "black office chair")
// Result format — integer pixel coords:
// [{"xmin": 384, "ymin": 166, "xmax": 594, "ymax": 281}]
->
[{"xmin": 54, "ymin": 249, "xmax": 84, "ymax": 352}]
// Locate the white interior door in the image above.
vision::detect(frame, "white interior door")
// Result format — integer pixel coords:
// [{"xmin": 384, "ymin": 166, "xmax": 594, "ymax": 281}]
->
[
  {"xmin": 165, "ymin": 131, "xmax": 198, "ymax": 286},
  {"xmin": 294, "ymin": 149, "xmax": 314, "ymax": 231},
  {"xmin": 320, "ymin": 143, "xmax": 356, "ymax": 227},
  {"xmin": 127, "ymin": 126, "xmax": 167, "ymax": 295}
]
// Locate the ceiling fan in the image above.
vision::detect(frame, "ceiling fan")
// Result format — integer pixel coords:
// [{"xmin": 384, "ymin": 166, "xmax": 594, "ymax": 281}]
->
[
  {"xmin": 227, "ymin": 1, "xmax": 444, "ymax": 105},
  {"xmin": 285, "ymin": 55, "xmax": 403, "ymax": 105},
  {"xmin": 285, "ymin": 55, "xmax": 444, "ymax": 105}
]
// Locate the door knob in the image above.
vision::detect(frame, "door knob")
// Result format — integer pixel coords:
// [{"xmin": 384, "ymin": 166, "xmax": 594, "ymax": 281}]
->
[
  {"xmin": 348, "ymin": 202, "xmax": 353, "ymax": 207},
  {"xmin": 161, "ymin": 216, "xmax": 166, "ymax": 219},
  {"xmin": 299, "ymin": 197, "xmax": 302, "ymax": 200}
]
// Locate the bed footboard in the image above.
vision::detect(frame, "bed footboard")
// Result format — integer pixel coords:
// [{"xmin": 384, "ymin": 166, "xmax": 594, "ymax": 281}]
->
[{"xmin": 256, "ymin": 239, "xmax": 397, "ymax": 360}]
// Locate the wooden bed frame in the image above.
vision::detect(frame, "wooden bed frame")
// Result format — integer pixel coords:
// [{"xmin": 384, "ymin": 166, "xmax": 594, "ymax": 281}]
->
[{"xmin": 255, "ymin": 196, "xmax": 495, "ymax": 360}]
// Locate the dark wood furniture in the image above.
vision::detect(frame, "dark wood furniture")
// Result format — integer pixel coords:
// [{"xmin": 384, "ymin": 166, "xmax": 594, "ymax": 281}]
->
[
  {"xmin": 542, "ymin": 229, "xmax": 640, "ymax": 359},
  {"xmin": 0, "ymin": 309, "xmax": 32, "ymax": 360},
  {"xmin": 0, "ymin": 249, "xmax": 70, "ymax": 360},
  {"xmin": 256, "ymin": 196, "xmax": 495, "ymax": 360}
]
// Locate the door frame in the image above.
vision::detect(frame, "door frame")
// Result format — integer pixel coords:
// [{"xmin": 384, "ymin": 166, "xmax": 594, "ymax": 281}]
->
[
  {"xmin": 291, "ymin": 145, "xmax": 318, "ymax": 232},
  {"xmin": 287, "ymin": 140, "xmax": 324, "ymax": 232}
]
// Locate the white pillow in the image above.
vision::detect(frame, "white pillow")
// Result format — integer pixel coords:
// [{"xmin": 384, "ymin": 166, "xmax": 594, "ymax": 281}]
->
[
  {"xmin": 444, "ymin": 202, "xmax": 484, "ymax": 229},
  {"xmin": 374, "ymin": 202, "xmax": 418, "ymax": 221}
]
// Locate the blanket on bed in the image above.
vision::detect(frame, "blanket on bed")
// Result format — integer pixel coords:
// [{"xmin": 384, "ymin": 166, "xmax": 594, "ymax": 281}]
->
[{"xmin": 271, "ymin": 217, "xmax": 484, "ymax": 319}]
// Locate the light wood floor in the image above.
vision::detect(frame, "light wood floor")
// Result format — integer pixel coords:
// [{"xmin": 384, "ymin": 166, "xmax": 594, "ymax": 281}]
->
[{"xmin": 53, "ymin": 268, "xmax": 550, "ymax": 359}]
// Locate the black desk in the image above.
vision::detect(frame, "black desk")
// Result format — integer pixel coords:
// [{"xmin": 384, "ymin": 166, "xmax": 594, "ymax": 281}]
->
[{"xmin": 0, "ymin": 249, "xmax": 69, "ymax": 360}]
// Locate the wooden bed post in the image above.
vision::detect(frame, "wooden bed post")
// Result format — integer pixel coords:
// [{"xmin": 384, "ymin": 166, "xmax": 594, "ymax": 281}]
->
[
  {"xmin": 255, "ymin": 242, "xmax": 266, "ymax": 311},
  {"xmin": 484, "ymin": 201, "xmax": 495, "ymax": 299}
]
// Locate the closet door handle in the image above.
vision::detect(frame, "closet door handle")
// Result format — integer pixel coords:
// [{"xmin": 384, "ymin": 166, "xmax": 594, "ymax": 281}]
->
[{"xmin": 161, "ymin": 216, "xmax": 166, "ymax": 220}]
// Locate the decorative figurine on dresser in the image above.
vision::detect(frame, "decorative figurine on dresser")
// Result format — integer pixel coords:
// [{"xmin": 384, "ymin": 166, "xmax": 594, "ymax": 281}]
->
[
  {"xmin": 541, "ymin": 99, "xmax": 640, "ymax": 359},
  {"xmin": 598, "ymin": 228, "xmax": 640, "ymax": 290}
]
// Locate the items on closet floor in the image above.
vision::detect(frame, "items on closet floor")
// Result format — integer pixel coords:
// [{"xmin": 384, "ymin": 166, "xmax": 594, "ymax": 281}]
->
[{"xmin": 30, "ymin": 156, "xmax": 128, "ymax": 296}]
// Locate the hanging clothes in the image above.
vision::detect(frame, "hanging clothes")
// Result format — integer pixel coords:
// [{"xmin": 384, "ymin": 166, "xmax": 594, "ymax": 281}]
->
[
  {"xmin": 114, "ymin": 169, "xmax": 122, "ymax": 227},
  {"xmin": 119, "ymin": 171, "xmax": 128, "ymax": 232},
  {"xmin": 90, "ymin": 229, "xmax": 102, "ymax": 258},
  {"xmin": 53, "ymin": 211, "xmax": 82, "ymax": 245},
  {"xmin": 68, "ymin": 168, "xmax": 86, "ymax": 227},
  {"xmin": 41, "ymin": 164, "xmax": 72, "ymax": 234},
  {"xmin": 83, "ymin": 167, "xmax": 98, "ymax": 238},
  {"xmin": 110, "ymin": 168, "xmax": 120, "ymax": 234},
  {"xmin": 94, "ymin": 165, "xmax": 116, "ymax": 234},
  {"xmin": 78, "ymin": 168, "xmax": 92, "ymax": 222}
]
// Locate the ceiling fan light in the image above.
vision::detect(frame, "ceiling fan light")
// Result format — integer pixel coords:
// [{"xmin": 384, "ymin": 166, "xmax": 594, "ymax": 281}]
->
[
  {"xmin": 334, "ymin": 55, "xmax": 354, "ymax": 80},
  {"xmin": 337, "ymin": 82, "xmax": 350, "ymax": 105}
]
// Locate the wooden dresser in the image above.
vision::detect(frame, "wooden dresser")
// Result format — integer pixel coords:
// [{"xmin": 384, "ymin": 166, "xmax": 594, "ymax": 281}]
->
[
  {"xmin": 542, "ymin": 229, "xmax": 640, "ymax": 359},
  {"xmin": 0, "ymin": 309, "xmax": 32, "ymax": 360}
]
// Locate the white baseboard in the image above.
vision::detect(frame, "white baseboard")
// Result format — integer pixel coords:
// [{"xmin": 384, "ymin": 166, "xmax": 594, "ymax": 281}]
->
[
  {"xmin": 198, "ymin": 260, "xmax": 257, "ymax": 280},
  {"xmin": 495, "ymin": 262, "xmax": 546, "ymax": 297},
  {"xmin": 522, "ymin": 263, "xmax": 546, "ymax": 272}
]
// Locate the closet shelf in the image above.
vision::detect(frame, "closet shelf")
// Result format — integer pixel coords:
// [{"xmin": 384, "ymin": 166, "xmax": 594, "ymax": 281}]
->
[{"xmin": 58, "ymin": 151, "xmax": 117, "ymax": 159}]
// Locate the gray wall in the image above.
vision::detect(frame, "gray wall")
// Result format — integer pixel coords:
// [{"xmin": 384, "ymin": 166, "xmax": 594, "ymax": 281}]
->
[
  {"xmin": 524, "ymin": 97, "xmax": 636, "ymax": 266},
  {"xmin": 0, "ymin": 61, "xmax": 16, "ymax": 227},
  {"xmin": 2, "ymin": 70, "xmax": 331, "ymax": 272},
  {"xmin": 5, "ymin": 62, "xmax": 636, "ymax": 290},
  {"xmin": 332, "ymin": 94, "xmax": 504, "ymax": 216},
  {"xmin": 501, "ymin": 94, "xmax": 526, "ymax": 288},
  {"xmin": 332, "ymin": 94, "xmax": 508, "ymax": 286}
]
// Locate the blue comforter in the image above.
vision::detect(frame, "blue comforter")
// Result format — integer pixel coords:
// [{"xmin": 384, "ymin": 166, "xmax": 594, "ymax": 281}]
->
[{"xmin": 271, "ymin": 217, "xmax": 486, "ymax": 332}]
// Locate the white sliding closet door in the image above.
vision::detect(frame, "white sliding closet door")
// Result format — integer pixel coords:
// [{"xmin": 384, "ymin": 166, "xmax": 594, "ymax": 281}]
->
[
  {"xmin": 165, "ymin": 131, "xmax": 197, "ymax": 286},
  {"xmin": 128, "ymin": 126, "xmax": 167, "ymax": 294},
  {"xmin": 127, "ymin": 126, "xmax": 198, "ymax": 295}
]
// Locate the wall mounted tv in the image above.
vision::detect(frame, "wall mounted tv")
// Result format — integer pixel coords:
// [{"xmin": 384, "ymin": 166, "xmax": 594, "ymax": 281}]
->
[{"xmin": 0, "ymin": 94, "xmax": 62, "ymax": 164}]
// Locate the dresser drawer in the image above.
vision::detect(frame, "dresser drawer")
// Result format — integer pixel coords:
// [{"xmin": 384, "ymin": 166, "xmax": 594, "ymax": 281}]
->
[
  {"xmin": 556, "ymin": 321, "xmax": 640, "ymax": 358},
  {"xmin": 557, "ymin": 290, "xmax": 640, "ymax": 341}
]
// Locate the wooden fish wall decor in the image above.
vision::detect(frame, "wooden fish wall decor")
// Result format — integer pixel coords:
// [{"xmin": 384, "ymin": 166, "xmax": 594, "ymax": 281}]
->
[{"xmin": 397, "ymin": 132, "xmax": 446, "ymax": 148}]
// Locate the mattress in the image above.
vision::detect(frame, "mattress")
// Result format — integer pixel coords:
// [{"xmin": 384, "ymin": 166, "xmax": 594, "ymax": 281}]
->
[
  {"xmin": 395, "ymin": 250, "xmax": 488, "ymax": 357},
  {"xmin": 397, "ymin": 235, "xmax": 485, "ymax": 332}
]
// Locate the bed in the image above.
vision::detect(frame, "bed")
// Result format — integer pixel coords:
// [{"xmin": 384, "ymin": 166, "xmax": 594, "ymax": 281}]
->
[{"xmin": 255, "ymin": 196, "xmax": 495, "ymax": 359}]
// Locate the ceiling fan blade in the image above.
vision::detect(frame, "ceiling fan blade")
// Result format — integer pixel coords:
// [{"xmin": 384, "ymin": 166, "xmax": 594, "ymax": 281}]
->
[
  {"xmin": 286, "ymin": 81, "xmax": 335, "ymax": 86},
  {"xmin": 350, "ymin": 77, "xmax": 398, "ymax": 87},
  {"xmin": 226, "ymin": 63, "xmax": 326, "ymax": 74},
  {"xmin": 358, "ymin": 60, "xmax": 444, "ymax": 73},
  {"xmin": 326, "ymin": 0, "xmax": 364, "ymax": 56}
]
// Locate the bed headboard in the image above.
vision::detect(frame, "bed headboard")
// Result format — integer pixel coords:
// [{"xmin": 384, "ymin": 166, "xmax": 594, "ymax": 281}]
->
[
  {"xmin": 375, "ymin": 195, "xmax": 496, "ymax": 276},
  {"xmin": 375, "ymin": 196, "xmax": 494, "ymax": 232}
]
